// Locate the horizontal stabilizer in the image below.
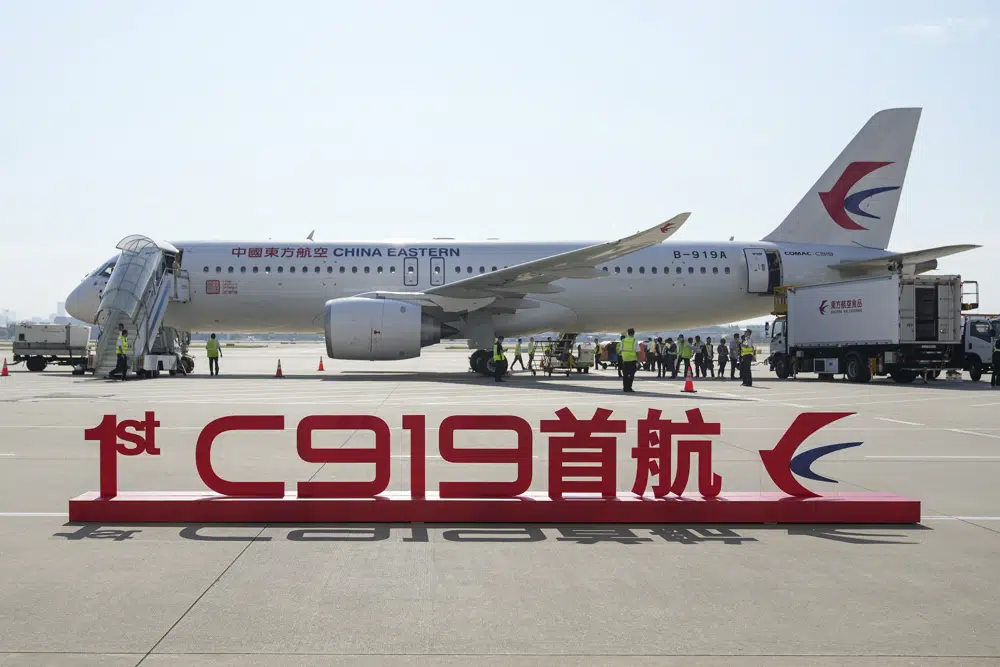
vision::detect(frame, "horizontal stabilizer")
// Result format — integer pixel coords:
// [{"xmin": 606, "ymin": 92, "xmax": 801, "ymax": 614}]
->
[{"xmin": 829, "ymin": 244, "xmax": 981, "ymax": 274}]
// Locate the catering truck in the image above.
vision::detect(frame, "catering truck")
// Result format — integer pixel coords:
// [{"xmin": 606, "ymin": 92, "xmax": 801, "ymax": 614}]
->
[
  {"xmin": 961, "ymin": 313, "xmax": 1000, "ymax": 382},
  {"xmin": 766, "ymin": 274, "xmax": 968, "ymax": 383},
  {"xmin": 12, "ymin": 323, "xmax": 92, "ymax": 372}
]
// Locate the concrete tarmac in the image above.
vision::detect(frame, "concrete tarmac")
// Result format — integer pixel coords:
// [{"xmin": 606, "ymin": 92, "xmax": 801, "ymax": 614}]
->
[{"xmin": 1, "ymin": 344, "xmax": 999, "ymax": 666}]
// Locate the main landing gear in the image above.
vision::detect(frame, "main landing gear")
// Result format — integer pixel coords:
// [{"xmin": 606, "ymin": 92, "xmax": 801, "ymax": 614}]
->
[{"xmin": 469, "ymin": 350, "xmax": 499, "ymax": 376}]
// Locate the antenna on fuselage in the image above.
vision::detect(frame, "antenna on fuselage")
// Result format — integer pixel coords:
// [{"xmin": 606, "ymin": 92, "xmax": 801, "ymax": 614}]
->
[
  {"xmin": 729, "ymin": 236, "xmax": 734, "ymax": 241},
  {"xmin": 306, "ymin": 230, "xmax": 315, "ymax": 241}
]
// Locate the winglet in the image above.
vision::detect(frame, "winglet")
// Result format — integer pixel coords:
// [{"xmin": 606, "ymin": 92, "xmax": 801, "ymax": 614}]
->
[{"xmin": 598, "ymin": 212, "xmax": 690, "ymax": 259}]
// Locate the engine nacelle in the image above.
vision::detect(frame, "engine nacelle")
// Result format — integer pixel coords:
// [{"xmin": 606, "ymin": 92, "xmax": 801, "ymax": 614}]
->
[{"xmin": 324, "ymin": 297, "xmax": 442, "ymax": 361}]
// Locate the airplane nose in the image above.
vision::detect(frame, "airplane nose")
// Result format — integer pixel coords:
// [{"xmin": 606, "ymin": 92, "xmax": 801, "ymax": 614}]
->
[{"xmin": 65, "ymin": 284, "xmax": 91, "ymax": 323}]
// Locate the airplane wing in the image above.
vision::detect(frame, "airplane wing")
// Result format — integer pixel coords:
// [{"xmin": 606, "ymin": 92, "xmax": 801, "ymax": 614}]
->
[
  {"xmin": 829, "ymin": 244, "xmax": 981, "ymax": 274},
  {"xmin": 424, "ymin": 212, "xmax": 690, "ymax": 300}
]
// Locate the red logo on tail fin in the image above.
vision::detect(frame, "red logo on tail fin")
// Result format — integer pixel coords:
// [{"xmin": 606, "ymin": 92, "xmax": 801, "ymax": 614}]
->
[{"xmin": 819, "ymin": 161, "xmax": 895, "ymax": 231}]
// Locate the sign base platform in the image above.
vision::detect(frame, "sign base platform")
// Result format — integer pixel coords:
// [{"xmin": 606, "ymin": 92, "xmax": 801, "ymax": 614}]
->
[{"xmin": 68, "ymin": 491, "xmax": 920, "ymax": 524}]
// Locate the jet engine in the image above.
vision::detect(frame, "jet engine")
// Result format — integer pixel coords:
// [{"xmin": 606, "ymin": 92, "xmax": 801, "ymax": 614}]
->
[{"xmin": 324, "ymin": 297, "xmax": 445, "ymax": 360}]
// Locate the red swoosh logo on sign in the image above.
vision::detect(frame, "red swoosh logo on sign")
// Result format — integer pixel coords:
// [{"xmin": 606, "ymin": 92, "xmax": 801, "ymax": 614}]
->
[
  {"xmin": 759, "ymin": 412, "xmax": 854, "ymax": 497},
  {"xmin": 818, "ymin": 161, "xmax": 892, "ymax": 231}
]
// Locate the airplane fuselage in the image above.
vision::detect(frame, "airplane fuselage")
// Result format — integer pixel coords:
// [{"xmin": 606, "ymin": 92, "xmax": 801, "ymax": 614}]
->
[{"xmin": 118, "ymin": 238, "xmax": 892, "ymax": 336}]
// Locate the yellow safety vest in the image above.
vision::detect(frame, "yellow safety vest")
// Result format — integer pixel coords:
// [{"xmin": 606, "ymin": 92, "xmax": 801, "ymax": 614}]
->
[
  {"xmin": 741, "ymin": 341, "xmax": 755, "ymax": 356},
  {"xmin": 620, "ymin": 336, "xmax": 637, "ymax": 362},
  {"xmin": 528, "ymin": 341, "xmax": 535, "ymax": 354},
  {"xmin": 116, "ymin": 335, "xmax": 128, "ymax": 354},
  {"xmin": 206, "ymin": 339, "xmax": 220, "ymax": 358},
  {"xmin": 515, "ymin": 342, "xmax": 521, "ymax": 355},
  {"xmin": 994, "ymin": 339, "xmax": 1000, "ymax": 353},
  {"xmin": 493, "ymin": 343, "xmax": 503, "ymax": 361},
  {"xmin": 679, "ymin": 341, "xmax": 693, "ymax": 359}
]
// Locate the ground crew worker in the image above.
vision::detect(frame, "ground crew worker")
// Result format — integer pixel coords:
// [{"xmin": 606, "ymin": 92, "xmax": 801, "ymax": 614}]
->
[
  {"xmin": 705, "ymin": 336, "xmax": 715, "ymax": 378},
  {"xmin": 717, "ymin": 338, "xmax": 729, "ymax": 379},
  {"xmin": 594, "ymin": 338, "xmax": 602, "ymax": 369},
  {"xmin": 206, "ymin": 333, "xmax": 222, "ymax": 376},
  {"xmin": 729, "ymin": 334, "xmax": 740, "ymax": 379},
  {"xmin": 665, "ymin": 337, "xmax": 677, "ymax": 378},
  {"xmin": 653, "ymin": 337, "xmax": 663, "ymax": 378},
  {"xmin": 493, "ymin": 336, "xmax": 506, "ymax": 382},
  {"xmin": 616, "ymin": 335, "xmax": 624, "ymax": 377},
  {"xmin": 677, "ymin": 334, "xmax": 693, "ymax": 378},
  {"xmin": 115, "ymin": 328, "xmax": 129, "ymax": 381},
  {"xmin": 693, "ymin": 335, "xmax": 704, "ymax": 378},
  {"xmin": 992, "ymin": 335, "xmax": 1000, "ymax": 387},
  {"xmin": 511, "ymin": 338, "xmax": 525, "ymax": 370},
  {"xmin": 740, "ymin": 331, "xmax": 756, "ymax": 386},
  {"xmin": 620, "ymin": 328, "xmax": 638, "ymax": 392},
  {"xmin": 527, "ymin": 337, "xmax": 536, "ymax": 371}
]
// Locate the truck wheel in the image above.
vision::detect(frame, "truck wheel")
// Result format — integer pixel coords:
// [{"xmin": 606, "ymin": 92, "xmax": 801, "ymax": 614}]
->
[
  {"xmin": 968, "ymin": 358, "xmax": 982, "ymax": 382},
  {"xmin": 773, "ymin": 354, "xmax": 791, "ymax": 379},
  {"xmin": 25, "ymin": 357, "xmax": 46, "ymax": 372},
  {"xmin": 890, "ymin": 370, "xmax": 916, "ymax": 383},
  {"xmin": 844, "ymin": 351, "xmax": 871, "ymax": 383}
]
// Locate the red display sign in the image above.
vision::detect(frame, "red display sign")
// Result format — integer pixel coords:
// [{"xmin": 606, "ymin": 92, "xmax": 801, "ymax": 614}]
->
[{"xmin": 69, "ymin": 408, "xmax": 920, "ymax": 524}]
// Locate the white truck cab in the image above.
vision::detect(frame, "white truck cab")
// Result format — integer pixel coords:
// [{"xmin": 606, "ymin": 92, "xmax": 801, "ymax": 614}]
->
[{"xmin": 962, "ymin": 315, "xmax": 1000, "ymax": 381}]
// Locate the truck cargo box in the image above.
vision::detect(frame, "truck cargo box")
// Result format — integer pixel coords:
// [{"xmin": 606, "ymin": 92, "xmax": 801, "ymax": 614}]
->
[
  {"xmin": 785, "ymin": 275, "xmax": 962, "ymax": 348},
  {"xmin": 14, "ymin": 323, "xmax": 91, "ymax": 349}
]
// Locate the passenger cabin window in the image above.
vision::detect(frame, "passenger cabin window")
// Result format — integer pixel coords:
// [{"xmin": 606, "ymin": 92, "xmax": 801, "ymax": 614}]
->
[
  {"xmin": 675, "ymin": 267, "xmax": 682, "ymax": 274},
  {"xmin": 479, "ymin": 266, "xmax": 485, "ymax": 273},
  {"xmin": 688, "ymin": 267, "xmax": 694, "ymax": 274},
  {"xmin": 712, "ymin": 267, "xmax": 718, "ymax": 274},
  {"xmin": 700, "ymin": 267, "xmax": 706, "ymax": 274},
  {"xmin": 724, "ymin": 267, "xmax": 731, "ymax": 274},
  {"xmin": 352, "ymin": 266, "xmax": 357, "ymax": 273},
  {"xmin": 240, "ymin": 266, "xmax": 246, "ymax": 273},
  {"xmin": 215, "ymin": 266, "xmax": 221, "ymax": 273},
  {"xmin": 265, "ymin": 266, "xmax": 271, "ymax": 274},
  {"xmin": 639, "ymin": 267, "xmax": 645, "ymax": 274},
  {"xmin": 377, "ymin": 266, "xmax": 383, "ymax": 274},
  {"xmin": 228, "ymin": 266, "xmax": 234, "ymax": 273},
  {"xmin": 340, "ymin": 267, "xmax": 345, "ymax": 273},
  {"xmin": 327, "ymin": 266, "xmax": 332, "ymax": 273},
  {"xmin": 627, "ymin": 267, "xmax": 633, "ymax": 274},
  {"xmin": 491, "ymin": 266, "xmax": 497, "ymax": 272},
  {"xmin": 614, "ymin": 267, "xmax": 621, "ymax": 274},
  {"xmin": 203, "ymin": 266, "xmax": 209, "ymax": 273},
  {"xmin": 455, "ymin": 266, "xmax": 461, "ymax": 273},
  {"xmin": 364, "ymin": 266, "xmax": 370, "ymax": 274},
  {"xmin": 390, "ymin": 266, "xmax": 396, "ymax": 274},
  {"xmin": 651, "ymin": 267, "xmax": 657, "ymax": 274},
  {"xmin": 278, "ymin": 266, "xmax": 283, "ymax": 273},
  {"xmin": 289, "ymin": 266, "xmax": 296, "ymax": 273},
  {"xmin": 253, "ymin": 266, "xmax": 259, "ymax": 273}
]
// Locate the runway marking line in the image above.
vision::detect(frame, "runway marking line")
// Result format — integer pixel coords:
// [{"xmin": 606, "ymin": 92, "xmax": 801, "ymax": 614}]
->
[
  {"xmin": 874, "ymin": 417, "xmax": 924, "ymax": 426},
  {"xmin": 949, "ymin": 429, "xmax": 1000, "ymax": 440}
]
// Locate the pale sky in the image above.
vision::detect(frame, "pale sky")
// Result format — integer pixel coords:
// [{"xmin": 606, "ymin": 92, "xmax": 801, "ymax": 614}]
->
[{"xmin": 1, "ymin": 0, "xmax": 997, "ymax": 319}]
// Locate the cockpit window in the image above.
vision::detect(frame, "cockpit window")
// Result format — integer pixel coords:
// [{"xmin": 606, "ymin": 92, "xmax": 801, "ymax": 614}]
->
[{"xmin": 90, "ymin": 259, "xmax": 116, "ymax": 278}]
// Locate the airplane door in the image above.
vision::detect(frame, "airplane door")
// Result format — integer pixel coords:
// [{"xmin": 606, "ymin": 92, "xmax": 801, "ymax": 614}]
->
[
  {"xmin": 744, "ymin": 248, "xmax": 770, "ymax": 294},
  {"xmin": 430, "ymin": 257, "xmax": 445, "ymax": 286},
  {"xmin": 403, "ymin": 257, "xmax": 419, "ymax": 287}
]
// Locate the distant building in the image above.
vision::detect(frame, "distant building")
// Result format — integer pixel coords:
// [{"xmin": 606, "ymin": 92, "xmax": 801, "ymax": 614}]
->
[{"xmin": 57, "ymin": 302, "xmax": 67, "ymax": 318}]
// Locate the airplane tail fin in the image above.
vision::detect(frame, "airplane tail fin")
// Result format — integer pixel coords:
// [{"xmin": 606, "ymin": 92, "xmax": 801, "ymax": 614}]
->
[{"xmin": 762, "ymin": 107, "xmax": 922, "ymax": 250}]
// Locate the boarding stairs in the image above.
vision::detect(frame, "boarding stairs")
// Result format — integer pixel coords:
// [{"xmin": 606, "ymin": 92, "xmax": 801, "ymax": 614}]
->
[{"xmin": 92, "ymin": 235, "xmax": 190, "ymax": 378}]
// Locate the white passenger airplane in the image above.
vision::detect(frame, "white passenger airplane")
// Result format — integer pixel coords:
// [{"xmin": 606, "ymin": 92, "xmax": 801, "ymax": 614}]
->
[{"xmin": 65, "ymin": 107, "xmax": 980, "ymax": 375}]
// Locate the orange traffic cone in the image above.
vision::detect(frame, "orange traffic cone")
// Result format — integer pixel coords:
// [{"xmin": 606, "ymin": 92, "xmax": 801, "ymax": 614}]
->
[
  {"xmin": 1, "ymin": 358, "xmax": 8, "ymax": 377},
  {"xmin": 317, "ymin": 357, "xmax": 325, "ymax": 371},
  {"xmin": 681, "ymin": 366, "xmax": 696, "ymax": 393},
  {"xmin": 275, "ymin": 359, "xmax": 283, "ymax": 378}
]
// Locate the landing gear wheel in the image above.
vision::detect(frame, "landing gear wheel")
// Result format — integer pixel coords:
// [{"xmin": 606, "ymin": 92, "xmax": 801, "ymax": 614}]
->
[
  {"xmin": 180, "ymin": 356, "xmax": 195, "ymax": 374},
  {"xmin": 844, "ymin": 351, "xmax": 871, "ymax": 383},
  {"xmin": 470, "ymin": 350, "xmax": 490, "ymax": 376}
]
